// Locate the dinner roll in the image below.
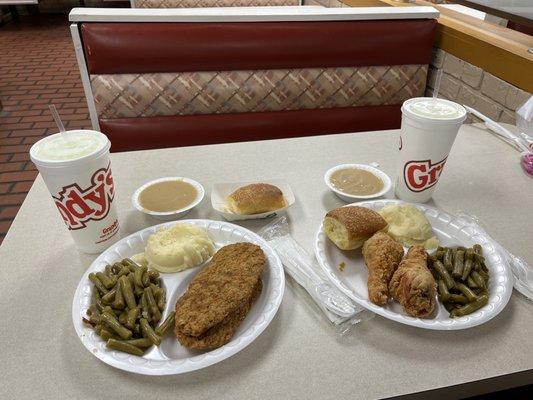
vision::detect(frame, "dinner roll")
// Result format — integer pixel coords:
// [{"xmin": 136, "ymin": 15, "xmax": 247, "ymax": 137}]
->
[
  {"xmin": 324, "ymin": 206, "xmax": 387, "ymax": 250},
  {"xmin": 227, "ymin": 183, "xmax": 285, "ymax": 215}
]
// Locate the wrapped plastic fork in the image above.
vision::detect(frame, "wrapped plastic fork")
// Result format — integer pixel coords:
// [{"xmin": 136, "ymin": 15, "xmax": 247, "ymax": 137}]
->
[
  {"xmin": 455, "ymin": 212, "xmax": 533, "ymax": 300},
  {"xmin": 258, "ymin": 216, "xmax": 372, "ymax": 334}
]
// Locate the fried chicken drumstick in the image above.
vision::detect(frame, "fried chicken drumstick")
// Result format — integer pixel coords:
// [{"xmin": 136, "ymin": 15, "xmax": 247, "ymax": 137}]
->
[
  {"xmin": 362, "ymin": 232, "xmax": 404, "ymax": 306},
  {"xmin": 389, "ymin": 245, "xmax": 437, "ymax": 318}
]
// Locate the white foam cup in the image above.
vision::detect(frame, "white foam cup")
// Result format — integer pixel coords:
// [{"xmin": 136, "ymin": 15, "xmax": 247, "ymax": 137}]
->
[
  {"xmin": 30, "ymin": 130, "xmax": 120, "ymax": 253},
  {"xmin": 395, "ymin": 97, "xmax": 467, "ymax": 203}
]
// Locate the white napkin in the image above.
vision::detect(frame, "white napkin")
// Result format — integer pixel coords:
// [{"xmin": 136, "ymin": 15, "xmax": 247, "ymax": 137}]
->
[{"xmin": 258, "ymin": 216, "xmax": 371, "ymax": 334}]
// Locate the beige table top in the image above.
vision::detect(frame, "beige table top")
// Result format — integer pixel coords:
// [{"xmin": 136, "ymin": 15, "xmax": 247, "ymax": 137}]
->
[{"xmin": 1, "ymin": 124, "xmax": 532, "ymax": 400}]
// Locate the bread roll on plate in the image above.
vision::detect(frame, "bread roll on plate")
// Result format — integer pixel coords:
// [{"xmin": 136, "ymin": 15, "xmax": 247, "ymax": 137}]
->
[
  {"xmin": 324, "ymin": 206, "xmax": 387, "ymax": 250},
  {"xmin": 227, "ymin": 183, "xmax": 286, "ymax": 215}
]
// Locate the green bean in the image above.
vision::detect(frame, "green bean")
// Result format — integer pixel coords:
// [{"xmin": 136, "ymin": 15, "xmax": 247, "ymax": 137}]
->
[
  {"xmin": 100, "ymin": 312, "xmax": 132, "ymax": 339},
  {"xmin": 119, "ymin": 311, "xmax": 128, "ymax": 325},
  {"xmin": 141, "ymin": 291, "xmax": 151, "ymax": 321},
  {"xmin": 101, "ymin": 287, "xmax": 116, "ymax": 304},
  {"xmin": 112, "ymin": 282, "xmax": 125, "ymax": 310},
  {"xmin": 443, "ymin": 248, "xmax": 453, "ymax": 272},
  {"xmin": 155, "ymin": 313, "xmax": 175, "ymax": 337},
  {"xmin": 89, "ymin": 313, "xmax": 101, "ymax": 325},
  {"xmin": 123, "ymin": 338, "xmax": 153, "ymax": 348},
  {"xmin": 123, "ymin": 258, "xmax": 140, "ymax": 270},
  {"xmin": 142, "ymin": 271, "xmax": 150, "ymax": 287},
  {"xmin": 455, "ymin": 282, "xmax": 477, "ymax": 302},
  {"xmin": 117, "ymin": 266, "xmax": 130, "ymax": 278},
  {"xmin": 448, "ymin": 294, "xmax": 469, "ymax": 304},
  {"xmin": 467, "ymin": 276, "xmax": 478, "ymax": 289},
  {"xmin": 148, "ymin": 270, "xmax": 160, "ymax": 282},
  {"xmin": 157, "ymin": 288, "xmax": 165, "ymax": 312},
  {"xmin": 134, "ymin": 265, "xmax": 147, "ymax": 288},
  {"xmin": 477, "ymin": 268, "xmax": 489, "ymax": 281},
  {"xmin": 452, "ymin": 250, "xmax": 465, "ymax": 279},
  {"xmin": 473, "ymin": 244, "xmax": 482, "ymax": 255},
  {"xmin": 480, "ymin": 260, "xmax": 489, "ymax": 273},
  {"xmin": 89, "ymin": 273, "xmax": 108, "ymax": 295},
  {"xmin": 95, "ymin": 299, "xmax": 104, "ymax": 313},
  {"xmin": 106, "ymin": 338, "xmax": 144, "ymax": 356},
  {"xmin": 150, "ymin": 283, "xmax": 161, "ymax": 297},
  {"xmin": 450, "ymin": 294, "xmax": 489, "ymax": 318},
  {"xmin": 86, "ymin": 259, "xmax": 170, "ymax": 357},
  {"xmin": 145, "ymin": 286, "xmax": 161, "ymax": 323},
  {"xmin": 127, "ymin": 272, "xmax": 143, "ymax": 296},
  {"xmin": 471, "ymin": 270, "xmax": 486, "ymax": 288},
  {"xmin": 125, "ymin": 308, "xmax": 139, "ymax": 330},
  {"xmin": 96, "ymin": 271, "xmax": 115, "ymax": 289},
  {"xmin": 461, "ymin": 257, "xmax": 474, "ymax": 281},
  {"xmin": 140, "ymin": 318, "xmax": 161, "ymax": 345},
  {"xmin": 435, "ymin": 249, "xmax": 445, "ymax": 260},
  {"xmin": 111, "ymin": 262, "xmax": 122, "ymax": 273},
  {"xmin": 473, "ymin": 253, "xmax": 485, "ymax": 264},
  {"xmin": 433, "ymin": 260, "xmax": 455, "ymax": 289},
  {"xmin": 151, "ymin": 284, "xmax": 166, "ymax": 311},
  {"xmin": 99, "ymin": 328, "xmax": 120, "ymax": 341},
  {"xmin": 119, "ymin": 275, "xmax": 136, "ymax": 310},
  {"xmin": 437, "ymin": 279, "xmax": 450, "ymax": 302}
]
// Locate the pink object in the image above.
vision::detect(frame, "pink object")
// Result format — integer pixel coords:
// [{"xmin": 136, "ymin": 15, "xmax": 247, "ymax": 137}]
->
[{"xmin": 521, "ymin": 152, "xmax": 533, "ymax": 176}]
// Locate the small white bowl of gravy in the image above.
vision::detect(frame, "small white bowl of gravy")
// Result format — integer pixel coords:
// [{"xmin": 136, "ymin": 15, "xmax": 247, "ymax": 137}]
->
[
  {"xmin": 324, "ymin": 164, "xmax": 391, "ymax": 202},
  {"xmin": 132, "ymin": 177, "xmax": 204, "ymax": 220}
]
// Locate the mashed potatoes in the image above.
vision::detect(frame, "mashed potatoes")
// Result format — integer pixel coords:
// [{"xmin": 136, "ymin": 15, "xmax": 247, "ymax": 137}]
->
[
  {"xmin": 142, "ymin": 223, "xmax": 215, "ymax": 273},
  {"xmin": 379, "ymin": 204, "xmax": 439, "ymax": 249}
]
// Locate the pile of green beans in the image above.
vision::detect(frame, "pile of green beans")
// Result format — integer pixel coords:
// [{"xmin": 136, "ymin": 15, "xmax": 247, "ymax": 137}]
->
[
  {"xmin": 429, "ymin": 244, "xmax": 489, "ymax": 318},
  {"xmin": 83, "ymin": 258, "xmax": 175, "ymax": 356}
]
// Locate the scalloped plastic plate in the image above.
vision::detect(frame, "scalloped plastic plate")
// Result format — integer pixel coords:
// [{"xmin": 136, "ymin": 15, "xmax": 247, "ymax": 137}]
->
[
  {"xmin": 72, "ymin": 219, "xmax": 285, "ymax": 375},
  {"xmin": 314, "ymin": 200, "xmax": 513, "ymax": 330}
]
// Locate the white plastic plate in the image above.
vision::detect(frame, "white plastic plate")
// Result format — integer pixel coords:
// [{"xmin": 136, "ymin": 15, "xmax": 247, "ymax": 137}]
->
[
  {"xmin": 72, "ymin": 219, "xmax": 285, "ymax": 375},
  {"xmin": 314, "ymin": 200, "xmax": 513, "ymax": 330},
  {"xmin": 210, "ymin": 179, "xmax": 295, "ymax": 221}
]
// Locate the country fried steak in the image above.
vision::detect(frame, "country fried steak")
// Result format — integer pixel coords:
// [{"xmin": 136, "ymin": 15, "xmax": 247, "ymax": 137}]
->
[
  {"xmin": 174, "ymin": 243, "xmax": 266, "ymax": 349},
  {"xmin": 175, "ymin": 279, "xmax": 262, "ymax": 350}
]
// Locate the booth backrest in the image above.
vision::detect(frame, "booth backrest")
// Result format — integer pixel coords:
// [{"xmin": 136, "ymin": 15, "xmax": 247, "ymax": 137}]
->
[{"xmin": 70, "ymin": 7, "xmax": 438, "ymax": 151}]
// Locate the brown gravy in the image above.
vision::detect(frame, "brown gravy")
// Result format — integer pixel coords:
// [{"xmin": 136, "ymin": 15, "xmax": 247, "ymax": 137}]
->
[
  {"xmin": 330, "ymin": 168, "xmax": 383, "ymax": 196},
  {"xmin": 139, "ymin": 180, "xmax": 197, "ymax": 212}
]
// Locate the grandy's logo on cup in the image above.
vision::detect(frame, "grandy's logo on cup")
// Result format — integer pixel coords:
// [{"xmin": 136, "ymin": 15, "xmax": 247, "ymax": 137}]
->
[
  {"xmin": 403, "ymin": 157, "xmax": 447, "ymax": 193},
  {"xmin": 53, "ymin": 163, "xmax": 115, "ymax": 230}
]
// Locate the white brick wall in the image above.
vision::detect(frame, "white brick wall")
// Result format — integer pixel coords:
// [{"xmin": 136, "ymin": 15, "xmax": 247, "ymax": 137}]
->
[{"xmin": 427, "ymin": 49, "xmax": 531, "ymax": 124}]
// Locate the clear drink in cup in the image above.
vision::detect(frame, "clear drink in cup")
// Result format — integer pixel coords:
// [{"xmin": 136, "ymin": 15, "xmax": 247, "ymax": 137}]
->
[
  {"xmin": 395, "ymin": 97, "xmax": 467, "ymax": 203},
  {"xmin": 30, "ymin": 130, "xmax": 120, "ymax": 253}
]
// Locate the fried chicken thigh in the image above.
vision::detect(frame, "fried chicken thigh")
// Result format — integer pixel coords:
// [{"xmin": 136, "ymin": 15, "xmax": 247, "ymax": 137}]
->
[
  {"xmin": 389, "ymin": 245, "xmax": 437, "ymax": 318},
  {"xmin": 362, "ymin": 232, "xmax": 404, "ymax": 306}
]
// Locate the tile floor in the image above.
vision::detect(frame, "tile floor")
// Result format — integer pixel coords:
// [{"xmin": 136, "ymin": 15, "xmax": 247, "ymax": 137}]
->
[{"xmin": 0, "ymin": 15, "xmax": 91, "ymax": 244}]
